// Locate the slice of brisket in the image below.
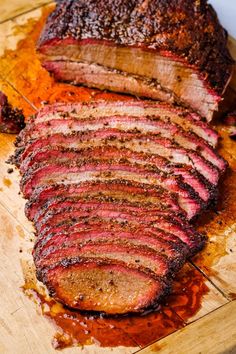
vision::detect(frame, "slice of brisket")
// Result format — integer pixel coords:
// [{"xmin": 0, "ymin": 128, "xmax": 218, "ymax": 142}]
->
[
  {"xmin": 40, "ymin": 260, "xmax": 168, "ymax": 314},
  {"xmin": 37, "ymin": 0, "xmax": 234, "ymax": 120}
]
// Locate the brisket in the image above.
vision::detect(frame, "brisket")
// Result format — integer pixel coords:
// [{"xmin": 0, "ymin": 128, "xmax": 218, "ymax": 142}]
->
[{"xmin": 37, "ymin": 0, "xmax": 234, "ymax": 120}]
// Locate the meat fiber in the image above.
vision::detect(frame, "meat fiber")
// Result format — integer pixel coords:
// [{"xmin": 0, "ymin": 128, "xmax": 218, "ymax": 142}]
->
[
  {"xmin": 13, "ymin": 100, "xmax": 227, "ymax": 314},
  {"xmin": 37, "ymin": 0, "xmax": 234, "ymax": 120}
]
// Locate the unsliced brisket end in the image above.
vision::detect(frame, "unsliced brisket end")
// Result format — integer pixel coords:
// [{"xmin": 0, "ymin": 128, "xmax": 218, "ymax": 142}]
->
[
  {"xmin": 37, "ymin": 0, "xmax": 234, "ymax": 119},
  {"xmin": 39, "ymin": 259, "xmax": 169, "ymax": 314}
]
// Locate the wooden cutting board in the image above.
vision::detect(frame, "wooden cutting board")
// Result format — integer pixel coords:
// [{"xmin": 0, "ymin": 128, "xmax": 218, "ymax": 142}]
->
[{"xmin": 0, "ymin": 2, "xmax": 236, "ymax": 353}]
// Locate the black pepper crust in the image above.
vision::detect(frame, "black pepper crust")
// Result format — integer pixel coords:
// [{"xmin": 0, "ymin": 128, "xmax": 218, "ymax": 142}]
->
[{"xmin": 38, "ymin": 0, "xmax": 234, "ymax": 94}]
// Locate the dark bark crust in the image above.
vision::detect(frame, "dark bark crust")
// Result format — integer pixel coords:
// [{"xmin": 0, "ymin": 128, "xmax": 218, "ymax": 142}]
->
[{"xmin": 38, "ymin": 0, "xmax": 234, "ymax": 94}]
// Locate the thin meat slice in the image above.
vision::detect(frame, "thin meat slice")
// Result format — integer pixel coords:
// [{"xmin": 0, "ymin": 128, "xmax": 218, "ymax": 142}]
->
[
  {"xmin": 40, "ymin": 260, "xmax": 168, "ymax": 314},
  {"xmin": 36, "ymin": 219, "xmax": 189, "ymax": 259},
  {"xmin": 35, "ymin": 242, "xmax": 171, "ymax": 280},
  {"xmin": 15, "ymin": 130, "xmax": 221, "ymax": 184},
  {"xmin": 34, "ymin": 215, "xmax": 202, "ymax": 258},
  {"xmin": 32, "ymin": 198, "xmax": 201, "ymax": 252},
  {"xmin": 34, "ymin": 101, "xmax": 219, "ymax": 146},
  {"xmin": 17, "ymin": 115, "xmax": 225, "ymax": 172},
  {"xmin": 33, "ymin": 223, "xmax": 187, "ymax": 270},
  {"xmin": 34, "ymin": 197, "xmax": 185, "ymax": 232},
  {"xmin": 18, "ymin": 101, "xmax": 219, "ymax": 147},
  {"xmin": 25, "ymin": 180, "xmax": 183, "ymax": 221},
  {"xmin": 20, "ymin": 146, "xmax": 213, "ymax": 203},
  {"xmin": 20, "ymin": 160, "xmax": 202, "ymax": 219}
]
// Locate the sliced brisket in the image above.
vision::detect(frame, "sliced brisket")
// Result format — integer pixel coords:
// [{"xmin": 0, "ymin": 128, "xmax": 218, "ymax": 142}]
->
[{"xmin": 13, "ymin": 99, "xmax": 228, "ymax": 314}]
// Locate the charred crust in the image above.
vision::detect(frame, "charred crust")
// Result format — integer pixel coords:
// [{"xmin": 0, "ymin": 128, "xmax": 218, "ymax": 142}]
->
[{"xmin": 38, "ymin": 0, "xmax": 234, "ymax": 94}]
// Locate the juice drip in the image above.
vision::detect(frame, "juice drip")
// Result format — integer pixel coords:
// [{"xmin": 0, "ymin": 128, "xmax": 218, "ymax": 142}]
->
[{"xmin": 22, "ymin": 262, "xmax": 208, "ymax": 349}]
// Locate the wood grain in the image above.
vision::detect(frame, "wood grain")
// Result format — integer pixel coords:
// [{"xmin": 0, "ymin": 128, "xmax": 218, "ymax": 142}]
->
[
  {"xmin": 0, "ymin": 0, "xmax": 53, "ymax": 23},
  {"xmin": 138, "ymin": 301, "xmax": 236, "ymax": 354}
]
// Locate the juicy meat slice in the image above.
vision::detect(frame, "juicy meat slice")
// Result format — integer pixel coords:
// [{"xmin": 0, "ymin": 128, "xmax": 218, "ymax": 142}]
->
[
  {"xmin": 20, "ymin": 146, "xmax": 213, "ymax": 203},
  {"xmin": 34, "ymin": 215, "xmax": 202, "ymax": 258},
  {"xmin": 35, "ymin": 242, "xmax": 171, "ymax": 279},
  {"xmin": 37, "ymin": 1, "xmax": 234, "ymax": 120},
  {"xmin": 25, "ymin": 180, "xmax": 183, "ymax": 221},
  {"xmin": 15, "ymin": 130, "xmax": 223, "ymax": 185},
  {"xmin": 34, "ymin": 197, "xmax": 184, "ymax": 232},
  {"xmin": 17, "ymin": 112, "xmax": 225, "ymax": 172},
  {"xmin": 33, "ymin": 221, "xmax": 187, "ymax": 270},
  {"xmin": 40, "ymin": 260, "xmax": 168, "ymax": 314},
  {"xmin": 20, "ymin": 160, "xmax": 202, "ymax": 219},
  {"xmin": 17, "ymin": 100, "xmax": 219, "ymax": 147},
  {"xmin": 32, "ymin": 197, "xmax": 202, "ymax": 254},
  {"xmin": 0, "ymin": 91, "xmax": 25, "ymax": 134}
]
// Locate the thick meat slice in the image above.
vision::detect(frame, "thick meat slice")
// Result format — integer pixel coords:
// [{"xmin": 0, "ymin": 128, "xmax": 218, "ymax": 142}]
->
[
  {"xmin": 21, "ymin": 160, "xmax": 202, "ymax": 219},
  {"xmin": 40, "ymin": 260, "xmax": 168, "ymax": 314},
  {"xmin": 25, "ymin": 181, "xmax": 183, "ymax": 221},
  {"xmin": 37, "ymin": 1, "xmax": 234, "ymax": 120},
  {"xmin": 17, "ymin": 101, "xmax": 219, "ymax": 147},
  {"xmin": 20, "ymin": 146, "xmax": 213, "ymax": 203},
  {"xmin": 15, "ymin": 130, "xmax": 222, "ymax": 184}
]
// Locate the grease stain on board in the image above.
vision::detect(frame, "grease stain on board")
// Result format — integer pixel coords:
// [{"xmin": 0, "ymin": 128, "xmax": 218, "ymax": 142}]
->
[{"xmin": 3, "ymin": 177, "xmax": 12, "ymax": 187}]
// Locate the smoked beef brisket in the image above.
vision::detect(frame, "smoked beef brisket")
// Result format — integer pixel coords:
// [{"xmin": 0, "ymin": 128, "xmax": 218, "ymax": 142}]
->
[
  {"xmin": 37, "ymin": 0, "xmax": 234, "ymax": 120},
  {"xmin": 13, "ymin": 100, "xmax": 227, "ymax": 314}
]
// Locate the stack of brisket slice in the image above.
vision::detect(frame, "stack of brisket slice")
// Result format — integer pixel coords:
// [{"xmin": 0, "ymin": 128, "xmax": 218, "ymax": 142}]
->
[{"xmin": 14, "ymin": 100, "xmax": 227, "ymax": 314}]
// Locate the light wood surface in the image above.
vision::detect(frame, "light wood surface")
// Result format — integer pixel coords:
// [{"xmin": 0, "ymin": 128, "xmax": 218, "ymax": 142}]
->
[
  {"xmin": 138, "ymin": 300, "xmax": 236, "ymax": 354},
  {"xmin": 0, "ymin": 2, "xmax": 235, "ymax": 354}
]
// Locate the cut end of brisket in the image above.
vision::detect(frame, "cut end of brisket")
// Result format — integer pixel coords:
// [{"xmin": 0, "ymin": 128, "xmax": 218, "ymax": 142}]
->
[{"xmin": 41, "ymin": 259, "xmax": 169, "ymax": 314}]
